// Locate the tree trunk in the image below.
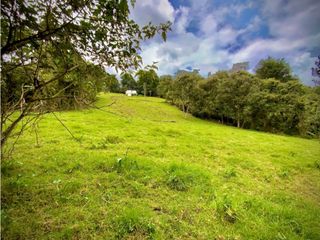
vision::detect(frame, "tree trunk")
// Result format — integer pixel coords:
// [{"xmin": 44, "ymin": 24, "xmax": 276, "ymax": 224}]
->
[{"xmin": 143, "ymin": 82, "xmax": 147, "ymax": 97}]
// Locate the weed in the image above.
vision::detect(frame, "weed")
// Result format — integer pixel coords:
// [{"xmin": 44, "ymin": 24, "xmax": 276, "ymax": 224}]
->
[
  {"xmin": 216, "ymin": 195, "xmax": 238, "ymax": 223},
  {"xmin": 278, "ymin": 169, "xmax": 290, "ymax": 179},
  {"xmin": 215, "ymin": 235, "xmax": 241, "ymax": 240},
  {"xmin": 242, "ymin": 200, "xmax": 253, "ymax": 210},
  {"xmin": 95, "ymin": 161, "xmax": 114, "ymax": 173},
  {"xmin": 89, "ymin": 142, "xmax": 108, "ymax": 150},
  {"xmin": 115, "ymin": 208, "xmax": 156, "ymax": 239},
  {"xmin": 167, "ymin": 174, "xmax": 188, "ymax": 191},
  {"xmin": 1, "ymin": 160, "xmax": 22, "ymax": 177},
  {"xmin": 103, "ymin": 135, "xmax": 123, "ymax": 144},
  {"xmin": 64, "ymin": 163, "xmax": 83, "ymax": 174},
  {"xmin": 314, "ymin": 160, "xmax": 320, "ymax": 170},
  {"xmin": 223, "ymin": 168, "xmax": 237, "ymax": 179},
  {"xmin": 165, "ymin": 163, "xmax": 206, "ymax": 191},
  {"xmin": 113, "ymin": 157, "xmax": 139, "ymax": 173},
  {"xmin": 288, "ymin": 220, "xmax": 302, "ymax": 236},
  {"xmin": 89, "ymin": 136, "xmax": 123, "ymax": 149}
]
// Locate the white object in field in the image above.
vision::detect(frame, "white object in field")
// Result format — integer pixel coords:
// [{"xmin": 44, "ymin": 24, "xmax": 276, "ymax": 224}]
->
[{"xmin": 125, "ymin": 90, "xmax": 137, "ymax": 96}]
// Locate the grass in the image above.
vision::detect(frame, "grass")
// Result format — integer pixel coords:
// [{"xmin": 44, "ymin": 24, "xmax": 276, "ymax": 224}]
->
[{"xmin": 1, "ymin": 93, "xmax": 320, "ymax": 239}]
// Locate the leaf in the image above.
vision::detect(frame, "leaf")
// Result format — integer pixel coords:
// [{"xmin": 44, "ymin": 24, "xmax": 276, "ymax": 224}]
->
[
  {"xmin": 119, "ymin": 0, "xmax": 129, "ymax": 14},
  {"xmin": 161, "ymin": 31, "xmax": 167, "ymax": 41}
]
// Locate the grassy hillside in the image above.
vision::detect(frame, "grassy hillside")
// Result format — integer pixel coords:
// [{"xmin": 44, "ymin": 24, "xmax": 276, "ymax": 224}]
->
[{"xmin": 2, "ymin": 93, "xmax": 320, "ymax": 239}]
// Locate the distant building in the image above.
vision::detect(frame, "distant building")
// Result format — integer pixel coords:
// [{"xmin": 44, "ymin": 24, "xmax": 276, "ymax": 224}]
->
[
  {"xmin": 192, "ymin": 69, "xmax": 200, "ymax": 74},
  {"xmin": 230, "ymin": 62, "xmax": 249, "ymax": 72},
  {"xmin": 175, "ymin": 69, "xmax": 189, "ymax": 75},
  {"xmin": 175, "ymin": 68, "xmax": 200, "ymax": 76}
]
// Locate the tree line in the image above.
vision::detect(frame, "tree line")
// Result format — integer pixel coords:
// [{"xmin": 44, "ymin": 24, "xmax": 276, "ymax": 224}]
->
[
  {"xmin": 104, "ymin": 57, "xmax": 320, "ymax": 138},
  {"xmin": 156, "ymin": 58, "xmax": 320, "ymax": 138}
]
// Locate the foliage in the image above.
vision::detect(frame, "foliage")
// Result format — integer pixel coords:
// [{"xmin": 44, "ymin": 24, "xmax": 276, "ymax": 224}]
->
[
  {"xmin": 157, "ymin": 62, "xmax": 319, "ymax": 137},
  {"xmin": 298, "ymin": 88, "xmax": 320, "ymax": 138},
  {"xmin": 170, "ymin": 71, "xmax": 203, "ymax": 113},
  {"xmin": 104, "ymin": 74, "xmax": 120, "ymax": 93},
  {"xmin": 311, "ymin": 56, "xmax": 320, "ymax": 86},
  {"xmin": 247, "ymin": 78, "xmax": 305, "ymax": 134},
  {"xmin": 215, "ymin": 71, "xmax": 258, "ymax": 128},
  {"xmin": 136, "ymin": 69, "xmax": 160, "ymax": 96},
  {"xmin": 255, "ymin": 57, "xmax": 295, "ymax": 82},
  {"xmin": 1, "ymin": 0, "xmax": 171, "ymax": 70},
  {"xmin": 157, "ymin": 75, "xmax": 174, "ymax": 98},
  {"xmin": 0, "ymin": 0, "xmax": 171, "ymax": 148},
  {"xmin": 120, "ymin": 72, "xmax": 137, "ymax": 92}
]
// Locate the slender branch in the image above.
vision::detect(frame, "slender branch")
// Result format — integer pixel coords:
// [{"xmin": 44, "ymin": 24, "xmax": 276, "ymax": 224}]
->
[
  {"xmin": 38, "ymin": 65, "xmax": 79, "ymax": 89},
  {"xmin": 1, "ymin": 103, "xmax": 32, "ymax": 147},
  {"xmin": 1, "ymin": 22, "xmax": 71, "ymax": 56},
  {"xmin": 2, "ymin": 112, "xmax": 43, "ymax": 158},
  {"xmin": 51, "ymin": 112, "xmax": 79, "ymax": 142}
]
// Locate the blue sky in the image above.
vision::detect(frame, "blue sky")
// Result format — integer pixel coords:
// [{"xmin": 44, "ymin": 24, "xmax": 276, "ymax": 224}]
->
[{"xmin": 128, "ymin": 0, "xmax": 320, "ymax": 85}]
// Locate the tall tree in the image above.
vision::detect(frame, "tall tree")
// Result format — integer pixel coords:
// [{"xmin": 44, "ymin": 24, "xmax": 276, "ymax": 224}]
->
[
  {"xmin": 120, "ymin": 72, "xmax": 137, "ymax": 92},
  {"xmin": 136, "ymin": 69, "xmax": 159, "ymax": 96},
  {"xmin": 215, "ymin": 71, "xmax": 258, "ymax": 128},
  {"xmin": 157, "ymin": 75, "xmax": 174, "ymax": 98},
  {"xmin": 247, "ymin": 78, "xmax": 305, "ymax": 133},
  {"xmin": 199, "ymin": 71, "xmax": 229, "ymax": 121},
  {"xmin": 311, "ymin": 56, "xmax": 320, "ymax": 86},
  {"xmin": 255, "ymin": 57, "xmax": 294, "ymax": 82},
  {"xmin": 171, "ymin": 72, "xmax": 202, "ymax": 114},
  {"xmin": 104, "ymin": 74, "xmax": 120, "ymax": 93}
]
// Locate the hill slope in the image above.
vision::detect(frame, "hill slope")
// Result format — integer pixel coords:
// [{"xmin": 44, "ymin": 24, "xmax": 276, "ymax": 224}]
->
[{"xmin": 2, "ymin": 93, "xmax": 320, "ymax": 239}]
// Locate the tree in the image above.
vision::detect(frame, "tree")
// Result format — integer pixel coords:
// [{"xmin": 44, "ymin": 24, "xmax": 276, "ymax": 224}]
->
[
  {"xmin": 299, "ymin": 87, "xmax": 320, "ymax": 138},
  {"xmin": 255, "ymin": 57, "xmax": 294, "ymax": 82},
  {"xmin": 247, "ymin": 78, "xmax": 305, "ymax": 133},
  {"xmin": 215, "ymin": 71, "xmax": 258, "ymax": 128},
  {"xmin": 1, "ymin": 0, "xmax": 171, "ymax": 150},
  {"xmin": 120, "ymin": 72, "xmax": 137, "ymax": 92},
  {"xmin": 171, "ymin": 72, "xmax": 202, "ymax": 114},
  {"xmin": 157, "ymin": 75, "xmax": 174, "ymax": 98},
  {"xmin": 311, "ymin": 56, "xmax": 320, "ymax": 86},
  {"xmin": 198, "ymin": 71, "xmax": 229, "ymax": 121},
  {"xmin": 136, "ymin": 69, "xmax": 159, "ymax": 96},
  {"xmin": 105, "ymin": 74, "xmax": 120, "ymax": 93}
]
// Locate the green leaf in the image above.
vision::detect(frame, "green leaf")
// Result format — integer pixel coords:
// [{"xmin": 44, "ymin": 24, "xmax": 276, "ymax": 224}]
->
[
  {"xmin": 161, "ymin": 31, "xmax": 167, "ymax": 41},
  {"xmin": 119, "ymin": 0, "xmax": 129, "ymax": 14}
]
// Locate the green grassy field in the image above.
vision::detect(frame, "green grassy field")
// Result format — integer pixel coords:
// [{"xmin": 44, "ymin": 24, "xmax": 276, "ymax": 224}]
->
[{"xmin": 2, "ymin": 93, "xmax": 320, "ymax": 239}]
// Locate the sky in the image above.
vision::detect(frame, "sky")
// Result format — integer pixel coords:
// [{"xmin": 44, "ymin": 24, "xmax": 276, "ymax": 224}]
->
[{"xmin": 126, "ymin": 0, "xmax": 320, "ymax": 85}]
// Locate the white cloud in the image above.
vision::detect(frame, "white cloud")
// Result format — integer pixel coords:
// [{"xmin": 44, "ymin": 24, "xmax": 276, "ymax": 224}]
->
[
  {"xmin": 127, "ymin": 0, "xmax": 319, "ymax": 85},
  {"xmin": 174, "ymin": 7, "xmax": 190, "ymax": 34},
  {"xmin": 263, "ymin": 0, "xmax": 320, "ymax": 40},
  {"xmin": 200, "ymin": 14, "xmax": 218, "ymax": 35},
  {"xmin": 129, "ymin": 0, "xmax": 174, "ymax": 26}
]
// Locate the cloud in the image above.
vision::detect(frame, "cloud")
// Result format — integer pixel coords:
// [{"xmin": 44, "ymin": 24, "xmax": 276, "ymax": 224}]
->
[
  {"xmin": 174, "ymin": 6, "xmax": 190, "ymax": 34},
  {"xmin": 129, "ymin": 0, "xmax": 174, "ymax": 26},
  {"xmin": 127, "ymin": 0, "xmax": 320, "ymax": 85},
  {"xmin": 263, "ymin": 0, "xmax": 320, "ymax": 40}
]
